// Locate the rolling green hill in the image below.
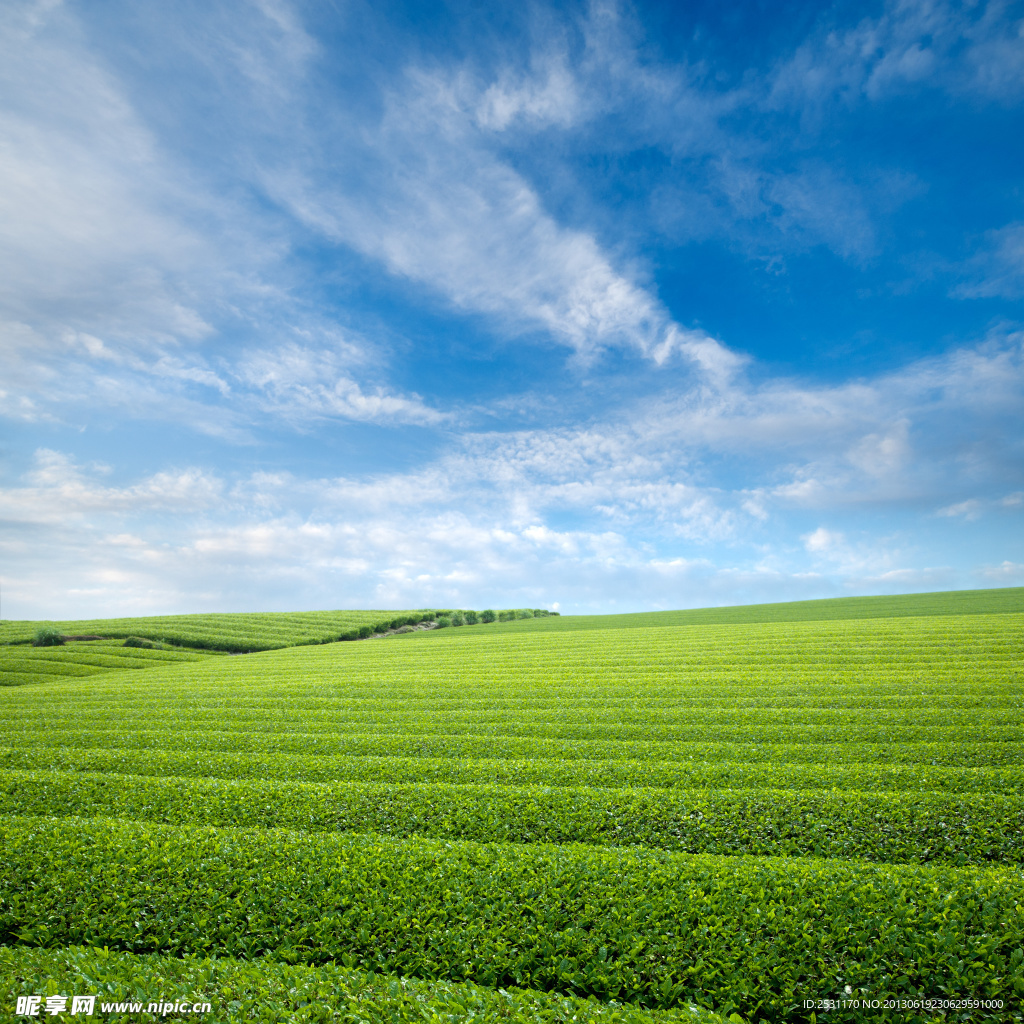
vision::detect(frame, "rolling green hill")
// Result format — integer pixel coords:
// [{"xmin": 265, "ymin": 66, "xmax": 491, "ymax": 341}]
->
[
  {"xmin": 475, "ymin": 586, "xmax": 1024, "ymax": 632},
  {"xmin": 1, "ymin": 592, "xmax": 1022, "ymax": 1022},
  {"xmin": 0, "ymin": 609, "xmax": 436, "ymax": 652}
]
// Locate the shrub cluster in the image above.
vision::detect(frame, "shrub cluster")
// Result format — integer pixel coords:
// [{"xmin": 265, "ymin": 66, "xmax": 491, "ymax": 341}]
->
[
  {"xmin": 123, "ymin": 636, "xmax": 158, "ymax": 649},
  {"xmin": 31, "ymin": 626, "xmax": 64, "ymax": 647},
  {"xmin": 335, "ymin": 608, "xmax": 559, "ymax": 636}
]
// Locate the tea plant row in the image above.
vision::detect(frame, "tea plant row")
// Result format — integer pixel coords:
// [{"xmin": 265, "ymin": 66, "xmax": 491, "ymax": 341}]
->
[
  {"xmin": 3, "ymin": 770, "xmax": 1022, "ymax": 865},
  {"xmin": 2, "ymin": 817, "xmax": 1021, "ymax": 1024}
]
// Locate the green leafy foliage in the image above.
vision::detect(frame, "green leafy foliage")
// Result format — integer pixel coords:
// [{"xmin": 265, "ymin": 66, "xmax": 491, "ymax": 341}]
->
[
  {"xmin": 1, "ymin": 817, "xmax": 1021, "ymax": 1023},
  {"xmin": 3, "ymin": 745, "xmax": 1022, "ymax": 794},
  {"xmin": 0, "ymin": 946, "xmax": 735, "ymax": 1024},
  {"xmin": 3, "ymin": 771, "xmax": 1021, "ymax": 865},
  {"xmin": 122, "ymin": 637, "xmax": 160, "ymax": 649},
  {"xmin": 31, "ymin": 627, "xmax": 64, "ymax": 647}
]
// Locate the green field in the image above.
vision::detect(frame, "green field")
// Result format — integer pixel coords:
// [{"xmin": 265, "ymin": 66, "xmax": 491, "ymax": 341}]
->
[
  {"xmin": 0, "ymin": 640, "xmax": 227, "ymax": 689},
  {"xmin": 474, "ymin": 586, "xmax": 1024, "ymax": 631},
  {"xmin": 0, "ymin": 609, "xmax": 438, "ymax": 652},
  {"xmin": 1, "ymin": 589, "xmax": 1022, "ymax": 1023}
]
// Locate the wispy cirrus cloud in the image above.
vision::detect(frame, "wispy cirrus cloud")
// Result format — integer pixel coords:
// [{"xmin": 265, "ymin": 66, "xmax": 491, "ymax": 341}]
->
[
  {"xmin": 954, "ymin": 221, "xmax": 1024, "ymax": 299},
  {"xmin": 236, "ymin": 343, "xmax": 448, "ymax": 426},
  {"xmin": 768, "ymin": 0, "xmax": 1024, "ymax": 109}
]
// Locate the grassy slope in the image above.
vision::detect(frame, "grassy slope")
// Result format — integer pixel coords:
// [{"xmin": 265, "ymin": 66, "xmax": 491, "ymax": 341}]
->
[
  {"xmin": 472, "ymin": 586, "xmax": 1024, "ymax": 633},
  {"xmin": 0, "ymin": 639, "xmax": 225, "ymax": 687},
  {"xmin": 0, "ymin": 609, "xmax": 433, "ymax": 651},
  {"xmin": 1, "ymin": 595, "xmax": 1022, "ymax": 1023}
]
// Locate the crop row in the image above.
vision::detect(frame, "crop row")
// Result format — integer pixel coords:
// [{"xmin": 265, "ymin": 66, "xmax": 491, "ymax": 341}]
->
[
  {"xmin": 7, "ymin": 674, "xmax": 1017, "ymax": 717},
  {"xmin": 2, "ymin": 817, "xmax": 1021, "ymax": 1024},
  {"xmin": 3, "ymin": 726, "xmax": 1020, "ymax": 766},
  {"xmin": 4, "ymin": 770, "xmax": 1022, "ymax": 865},
  {"xmin": 9, "ymin": 704, "xmax": 1022, "ymax": 734},
  {"xmin": 4, "ymin": 717, "xmax": 1020, "ymax": 748},
  {"xmin": 7, "ymin": 685, "xmax": 1023, "ymax": 713},
  {"xmin": 0, "ymin": 946, "xmax": 735, "ymax": 1024},
  {"xmin": 3, "ymin": 745, "xmax": 1021, "ymax": 793}
]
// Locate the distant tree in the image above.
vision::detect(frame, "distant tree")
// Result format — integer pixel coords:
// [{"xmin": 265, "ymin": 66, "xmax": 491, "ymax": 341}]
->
[{"xmin": 480, "ymin": 610, "xmax": 496, "ymax": 623}]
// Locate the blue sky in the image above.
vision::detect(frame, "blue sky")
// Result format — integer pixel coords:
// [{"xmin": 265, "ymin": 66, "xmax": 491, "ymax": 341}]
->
[{"xmin": 1, "ymin": 0, "xmax": 1022, "ymax": 618}]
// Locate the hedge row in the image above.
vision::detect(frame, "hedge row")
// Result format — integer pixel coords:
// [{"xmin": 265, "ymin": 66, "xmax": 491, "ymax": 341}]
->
[
  {"xmin": 12, "ymin": 703, "xmax": 1021, "ymax": 740},
  {"xmin": 3, "ymin": 726, "xmax": 1020, "ymax": 766},
  {"xmin": 1, "ymin": 818, "xmax": 1021, "ymax": 1023},
  {"xmin": 0, "ymin": 946, "xmax": 737, "ymax": 1024},
  {"xmin": 3, "ymin": 771, "xmax": 1022, "ymax": 865},
  {"xmin": 12, "ymin": 686, "xmax": 1023, "ymax": 712},
  {"xmin": 3, "ymin": 746, "xmax": 1021, "ymax": 794}
]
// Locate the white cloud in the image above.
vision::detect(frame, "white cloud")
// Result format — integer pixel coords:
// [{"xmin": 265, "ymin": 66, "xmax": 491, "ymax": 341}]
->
[
  {"xmin": 1, "ymin": 449, "xmax": 224, "ymax": 525},
  {"xmin": 936, "ymin": 498, "xmax": 984, "ymax": 521},
  {"xmin": 979, "ymin": 560, "xmax": 1024, "ymax": 583},
  {"xmin": 476, "ymin": 56, "xmax": 581, "ymax": 131},
  {"xmin": 236, "ymin": 344, "xmax": 447, "ymax": 426},
  {"xmin": 803, "ymin": 526, "xmax": 844, "ymax": 553},
  {"xmin": 846, "ymin": 420, "xmax": 910, "ymax": 477}
]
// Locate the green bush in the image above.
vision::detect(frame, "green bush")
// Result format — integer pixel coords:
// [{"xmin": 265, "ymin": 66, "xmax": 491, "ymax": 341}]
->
[
  {"xmin": 516, "ymin": 609, "xmax": 534, "ymax": 619},
  {"xmin": 435, "ymin": 617, "xmax": 451, "ymax": 629},
  {"xmin": 31, "ymin": 626, "xmax": 65, "ymax": 647},
  {"xmin": 450, "ymin": 612, "xmax": 466, "ymax": 627},
  {"xmin": 123, "ymin": 636, "xmax": 156, "ymax": 649},
  {"xmin": 480, "ymin": 609, "xmax": 496, "ymax": 623},
  {"xmin": 0, "ymin": 947, "xmax": 735, "ymax": 1024},
  {"xmin": 357, "ymin": 625, "xmax": 373, "ymax": 639},
  {"xmin": 498, "ymin": 611, "xmax": 514, "ymax": 622},
  {"xmin": 464, "ymin": 610, "xmax": 479, "ymax": 625}
]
